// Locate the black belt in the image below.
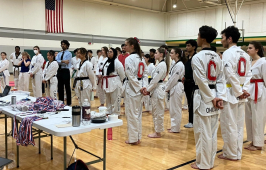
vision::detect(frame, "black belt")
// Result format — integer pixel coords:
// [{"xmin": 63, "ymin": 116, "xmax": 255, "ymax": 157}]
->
[
  {"xmin": 44, "ymin": 75, "xmax": 56, "ymax": 78},
  {"xmin": 167, "ymin": 80, "xmax": 182, "ymax": 100},
  {"xmin": 149, "ymin": 78, "xmax": 163, "ymax": 83},
  {"xmin": 148, "ymin": 78, "xmax": 152, "ymax": 83},
  {"xmin": 125, "ymin": 77, "xmax": 142, "ymax": 81},
  {"xmin": 194, "ymin": 84, "xmax": 216, "ymax": 90},
  {"xmin": 191, "ymin": 84, "xmax": 216, "ymax": 101},
  {"xmin": 75, "ymin": 77, "xmax": 90, "ymax": 80},
  {"xmin": 73, "ymin": 77, "xmax": 90, "ymax": 89}
]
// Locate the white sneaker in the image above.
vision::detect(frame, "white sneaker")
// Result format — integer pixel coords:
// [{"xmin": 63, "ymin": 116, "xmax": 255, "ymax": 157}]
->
[{"xmin": 184, "ymin": 123, "xmax": 193, "ymax": 128}]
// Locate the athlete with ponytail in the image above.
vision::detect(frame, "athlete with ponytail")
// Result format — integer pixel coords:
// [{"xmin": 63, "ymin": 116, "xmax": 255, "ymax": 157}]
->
[
  {"xmin": 124, "ymin": 37, "xmax": 148, "ymax": 145},
  {"xmin": 143, "ymin": 47, "xmax": 170, "ymax": 138},
  {"xmin": 165, "ymin": 48, "xmax": 185, "ymax": 133}
]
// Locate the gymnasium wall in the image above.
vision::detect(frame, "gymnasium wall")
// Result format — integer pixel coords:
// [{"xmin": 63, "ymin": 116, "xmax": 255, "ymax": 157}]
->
[
  {"xmin": 0, "ymin": 0, "xmax": 166, "ymax": 72},
  {"xmin": 166, "ymin": 1, "xmax": 266, "ymax": 41}
]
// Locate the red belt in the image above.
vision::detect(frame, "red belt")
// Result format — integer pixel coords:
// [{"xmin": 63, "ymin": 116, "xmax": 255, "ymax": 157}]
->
[
  {"xmin": 102, "ymin": 75, "xmax": 118, "ymax": 88},
  {"xmin": 250, "ymin": 79, "xmax": 264, "ymax": 103},
  {"xmin": 99, "ymin": 69, "xmax": 103, "ymax": 72}
]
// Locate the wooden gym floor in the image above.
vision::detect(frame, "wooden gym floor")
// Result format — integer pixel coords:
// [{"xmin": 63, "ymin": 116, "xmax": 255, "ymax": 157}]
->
[{"xmin": 0, "ymin": 76, "xmax": 266, "ymax": 170}]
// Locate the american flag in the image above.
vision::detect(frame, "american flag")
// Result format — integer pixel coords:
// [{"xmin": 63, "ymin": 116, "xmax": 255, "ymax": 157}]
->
[{"xmin": 45, "ymin": 0, "xmax": 64, "ymax": 33}]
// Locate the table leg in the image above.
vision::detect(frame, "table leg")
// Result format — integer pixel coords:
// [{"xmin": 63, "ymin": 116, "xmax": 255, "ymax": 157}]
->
[
  {"xmin": 103, "ymin": 129, "xmax": 106, "ymax": 170},
  {"xmin": 11, "ymin": 117, "xmax": 13, "ymax": 136},
  {"xmin": 38, "ymin": 131, "xmax": 41, "ymax": 154},
  {"xmin": 51, "ymin": 135, "xmax": 53, "ymax": 160},
  {"xmin": 5, "ymin": 115, "xmax": 7, "ymax": 159},
  {"xmin": 16, "ymin": 120, "xmax": 19, "ymax": 168},
  {"xmin": 64, "ymin": 137, "xmax": 67, "ymax": 170}
]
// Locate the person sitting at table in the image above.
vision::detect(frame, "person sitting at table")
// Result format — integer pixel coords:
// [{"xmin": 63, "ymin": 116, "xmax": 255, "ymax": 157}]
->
[
  {"xmin": 0, "ymin": 52, "xmax": 10, "ymax": 92},
  {"xmin": 18, "ymin": 52, "xmax": 31, "ymax": 92},
  {"xmin": 42, "ymin": 50, "xmax": 59, "ymax": 98}
]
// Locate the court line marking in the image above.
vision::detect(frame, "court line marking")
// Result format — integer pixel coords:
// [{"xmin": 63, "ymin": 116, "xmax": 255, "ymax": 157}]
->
[{"xmin": 167, "ymin": 133, "xmax": 266, "ymax": 170}]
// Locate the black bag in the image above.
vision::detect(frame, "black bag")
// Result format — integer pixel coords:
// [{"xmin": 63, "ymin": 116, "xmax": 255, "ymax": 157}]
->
[{"xmin": 67, "ymin": 160, "xmax": 89, "ymax": 170}]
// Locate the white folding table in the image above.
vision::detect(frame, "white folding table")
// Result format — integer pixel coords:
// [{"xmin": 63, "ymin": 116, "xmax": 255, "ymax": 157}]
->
[{"xmin": 1, "ymin": 94, "xmax": 123, "ymax": 170}]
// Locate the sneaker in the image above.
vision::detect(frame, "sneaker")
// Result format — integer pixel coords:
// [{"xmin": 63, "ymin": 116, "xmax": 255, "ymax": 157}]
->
[{"xmin": 184, "ymin": 123, "xmax": 193, "ymax": 128}]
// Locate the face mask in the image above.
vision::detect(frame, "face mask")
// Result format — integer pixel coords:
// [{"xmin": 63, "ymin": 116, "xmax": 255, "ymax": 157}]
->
[{"xmin": 34, "ymin": 50, "xmax": 38, "ymax": 54}]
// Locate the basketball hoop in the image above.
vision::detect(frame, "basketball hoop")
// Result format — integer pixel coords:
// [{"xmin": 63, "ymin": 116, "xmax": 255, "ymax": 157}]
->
[
  {"xmin": 225, "ymin": 0, "xmax": 245, "ymax": 42},
  {"xmin": 225, "ymin": 0, "xmax": 245, "ymax": 26}
]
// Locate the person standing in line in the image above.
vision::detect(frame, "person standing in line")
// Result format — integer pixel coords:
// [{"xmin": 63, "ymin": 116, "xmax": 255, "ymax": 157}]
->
[
  {"xmin": 73, "ymin": 48, "xmax": 95, "ymax": 105},
  {"xmin": 183, "ymin": 40, "xmax": 198, "ymax": 128},
  {"xmin": 94, "ymin": 50, "xmax": 101, "ymax": 98},
  {"xmin": 102, "ymin": 48, "xmax": 125, "ymax": 115},
  {"xmin": 118, "ymin": 44, "xmax": 130, "ymax": 69},
  {"xmin": 29, "ymin": 46, "xmax": 44, "ymax": 98},
  {"xmin": 95, "ymin": 50, "xmax": 101, "ymax": 62},
  {"xmin": 9, "ymin": 46, "xmax": 22, "ymax": 89},
  {"xmin": 124, "ymin": 37, "xmax": 148, "ymax": 145},
  {"xmin": 0, "ymin": 52, "xmax": 10, "ymax": 91},
  {"xmin": 149, "ymin": 49, "xmax": 156, "ymax": 59},
  {"xmin": 18, "ymin": 52, "xmax": 31, "ymax": 91},
  {"xmin": 88, "ymin": 50, "xmax": 98, "ymax": 72},
  {"xmin": 181, "ymin": 50, "xmax": 188, "ymax": 110},
  {"xmin": 42, "ymin": 50, "xmax": 59, "ymax": 98},
  {"xmin": 71, "ymin": 49, "xmax": 81, "ymax": 100},
  {"xmin": 116, "ymin": 47, "xmax": 122, "ymax": 56},
  {"xmin": 88, "ymin": 50, "xmax": 97, "ymax": 94},
  {"xmin": 42, "ymin": 59, "xmax": 47, "ymax": 95},
  {"xmin": 118, "ymin": 44, "xmax": 130, "ymax": 107},
  {"xmin": 71, "ymin": 49, "xmax": 80, "ymax": 79},
  {"xmin": 191, "ymin": 26, "xmax": 226, "ymax": 170},
  {"xmin": 96, "ymin": 47, "xmax": 108, "ymax": 107},
  {"xmin": 143, "ymin": 48, "xmax": 170, "ymax": 138},
  {"xmin": 218, "ymin": 26, "xmax": 252, "ymax": 161},
  {"xmin": 160, "ymin": 45, "xmax": 171, "ymax": 111},
  {"xmin": 244, "ymin": 41, "xmax": 266, "ymax": 151},
  {"xmin": 142, "ymin": 54, "xmax": 155, "ymax": 113},
  {"xmin": 56, "ymin": 40, "xmax": 72, "ymax": 105},
  {"xmin": 165, "ymin": 48, "xmax": 185, "ymax": 133}
]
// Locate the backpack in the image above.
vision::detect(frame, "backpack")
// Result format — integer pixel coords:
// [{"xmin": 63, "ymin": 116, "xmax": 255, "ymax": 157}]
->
[{"xmin": 67, "ymin": 160, "xmax": 89, "ymax": 170}]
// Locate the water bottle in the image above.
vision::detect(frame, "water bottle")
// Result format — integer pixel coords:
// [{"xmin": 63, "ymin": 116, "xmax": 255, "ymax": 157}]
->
[
  {"xmin": 107, "ymin": 105, "xmax": 114, "ymax": 140},
  {"xmin": 82, "ymin": 99, "xmax": 91, "ymax": 125}
]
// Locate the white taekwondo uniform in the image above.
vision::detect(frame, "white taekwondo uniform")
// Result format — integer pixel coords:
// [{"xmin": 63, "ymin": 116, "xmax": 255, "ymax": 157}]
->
[
  {"xmin": 102, "ymin": 58, "xmax": 125, "ymax": 115},
  {"xmin": 245, "ymin": 57, "xmax": 266, "ymax": 147},
  {"xmin": 147, "ymin": 60, "xmax": 167, "ymax": 133},
  {"xmin": 124, "ymin": 52, "xmax": 148, "ymax": 143},
  {"xmin": 0, "ymin": 59, "xmax": 10, "ymax": 91},
  {"xmin": 9, "ymin": 52, "xmax": 22, "ymax": 89},
  {"xmin": 165, "ymin": 60, "xmax": 185, "ymax": 132},
  {"xmin": 96, "ymin": 56, "xmax": 108, "ymax": 105},
  {"xmin": 220, "ymin": 45, "xmax": 252, "ymax": 160},
  {"xmin": 43, "ymin": 61, "xmax": 59, "ymax": 97},
  {"xmin": 74, "ymin": 60, "xmax": 95, "ymax": 106},
  {"xmin": 29, "ymin": 54, "xmax": 44, "ymax": 98},
  {"xmin": 192, "ymin": 48, "xmax": 226, "ymax": 169}
]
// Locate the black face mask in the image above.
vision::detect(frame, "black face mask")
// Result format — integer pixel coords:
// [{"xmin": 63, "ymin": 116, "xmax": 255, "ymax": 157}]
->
[{"xmin": 122, "ymin": 50, "xmax": 126, "ymax": 54}]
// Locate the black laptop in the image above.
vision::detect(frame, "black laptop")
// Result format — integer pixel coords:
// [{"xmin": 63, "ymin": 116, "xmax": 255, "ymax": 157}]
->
[{"xmin": 0, "ymin": 85, "xmax": 11, "ymax": 97}]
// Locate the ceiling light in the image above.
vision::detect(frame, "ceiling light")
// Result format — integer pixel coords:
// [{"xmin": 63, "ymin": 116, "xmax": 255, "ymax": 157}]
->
[{"xmin": 173, "ymin": 3, "xmax": 177, "ymax": 8}]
